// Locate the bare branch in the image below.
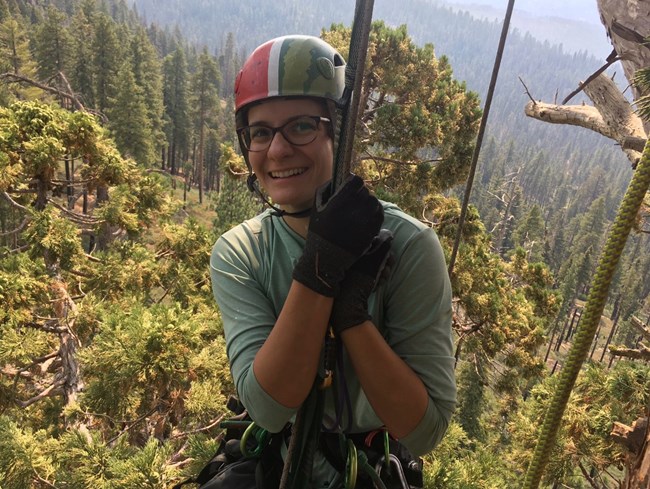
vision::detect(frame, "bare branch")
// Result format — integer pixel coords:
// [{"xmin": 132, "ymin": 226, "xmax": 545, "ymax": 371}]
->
[
  {"xmin": 169, "ymin": 414, "xmax": 226, "ymax": 440},
  {"xmin": 608, "ymin": 344, "xmax": 650, "ymax": 361},
  {"xmin": 518, "ymin": 76, "xmax": 537, "ymax": 104},
  {"xmin": 630, "ymin": 316, "xmax": 650, "ymax": 342},
  {"xmin": 47, "ymin": 198, "xmax": 102, "ymax": 225},
  {"xmin": 16, "ymin": 378, "xmax": 66, "ymax": 408},
  {"xmin": 0, "ymin": 72, "xmax": 85, "ymax": 112},
  {"xmin": 561, "ymin": 50, "xmax": 620, "ymax": 104},
  {"xmin": 1, "ymin": 192, "xmax": 30, "ymax": 212},
  {"xmin": 359, "ymin": 154, "xmax": 442, "ymax": 166},
  {"xmin": 0, "ymin": 217, "xmax": 30, "ymax": 236}
]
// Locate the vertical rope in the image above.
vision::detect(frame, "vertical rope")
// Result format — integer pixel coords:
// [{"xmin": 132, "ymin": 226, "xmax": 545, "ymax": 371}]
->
[
  {"xmin": 522, "ymin": 139, "xmax": 650, "ymax": 488},
  {"xmin": 332, "ymin": 0, "xmax": 375, "ymax": 189},
  {"xmin": 447, "ymin": 0, "xmax": 516, "ymax": 276}
]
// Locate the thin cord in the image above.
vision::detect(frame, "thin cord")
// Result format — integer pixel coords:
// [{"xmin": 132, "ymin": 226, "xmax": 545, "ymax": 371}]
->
[{"xmin": 447, "ymin": 0, "xmax": 516, "ymax": 276}]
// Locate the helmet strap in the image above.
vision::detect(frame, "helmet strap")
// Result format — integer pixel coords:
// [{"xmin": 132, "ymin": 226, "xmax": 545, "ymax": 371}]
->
[{"xmin": 246, "ymin": 173, "xmax": 311, "ymax": 218}]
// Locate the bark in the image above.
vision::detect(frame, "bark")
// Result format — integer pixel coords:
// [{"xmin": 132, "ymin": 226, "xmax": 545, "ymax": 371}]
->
[
  {"xmin": 524, "ymin": 73, "xmax": 646, "ymax": 165},
  {"xmin": 597, "ymin": 0, "xmax": 650, "ymax": 132},
  {"xmin": 524, "ymin": 0, "xmax": 650, "ymax": 164},
  {"xmin": 611, "ymin": 416, "xmax": 650, "ymax": 489}
]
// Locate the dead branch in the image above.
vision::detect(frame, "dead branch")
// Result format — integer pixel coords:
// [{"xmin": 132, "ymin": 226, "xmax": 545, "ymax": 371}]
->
[
  {"xmin": 518, "ymin": 76, "xmax": 537, "ymax": 104},
  {"xmin": 359, "ymin": 154, "xmax": 442, "ymax": 166},
  {"xmin": 0, "ymin": 217, "xmax": 30, "ymax": 236},
  {"xmin": 608, "ymin": 344, "xmax": 650, "ymax": 361},
  {"xmin": 630, "ymin": 316, "xmax": 650, "ymax": 342},
  {"xmin": 169, "ymin": 414, "xmax": 226, "ymax": 440},
  {"xmin": 1, "ymin": 192, "xmax": 30, "ymax": 212},
  {"xmin": 0, "ymin": 72, "xmax": 85, "ymax": 112},
  {"xmin": 525, "ymin": 73, "xmax": 646, "ymax": 166},
  {"xmin": 562, "ymin": 49, "xmax": 620, "ymax": 104},
  {"xmin": 16, "ymin": 378, "xmax": 66, "ymax": 408}
]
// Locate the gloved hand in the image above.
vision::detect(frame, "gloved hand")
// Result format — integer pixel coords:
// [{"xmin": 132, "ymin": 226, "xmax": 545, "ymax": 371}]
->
[
  {"xmin": 292, "ymin": 174, "xmax": 383, "ymax": 297},
  {"xmin": 329, "ymin": 229, "xmax": 394, "ymax": 335}
]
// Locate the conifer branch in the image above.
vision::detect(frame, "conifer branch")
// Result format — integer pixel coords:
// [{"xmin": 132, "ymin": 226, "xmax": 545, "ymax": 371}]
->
[
  {"xmin": 168, "ymin": 414, "xmax": 225, "ymax": 440},
  {"xmin": 608, "ymin": 344, "xmax": 650, "ymax": 361},
  {"xmin": 106, "ymin": 406, "xmax": 160, "ymax": 446},
  {"xmin": 0, "ymin": 217, "xmax": 30, "ymax": 236},
  {"xmin": 1, "ymin": 191, "xmax": 30, "ymax": 212},
  {"xmin": 0, "ymin": 72, "xmax": 85, "ymax": 112},
  {"xmin": 47, "ymin": 198, "xmax": 103, "ymax": 225},
  {"xmin": 16, "ymin": 378, "xmax": 66, "ymax": 408}
]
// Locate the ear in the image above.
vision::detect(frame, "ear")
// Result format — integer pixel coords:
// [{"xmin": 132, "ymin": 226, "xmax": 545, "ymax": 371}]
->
[{"xmin": 246, "ymin": 173, "xmax": 258, "ymax": 193}]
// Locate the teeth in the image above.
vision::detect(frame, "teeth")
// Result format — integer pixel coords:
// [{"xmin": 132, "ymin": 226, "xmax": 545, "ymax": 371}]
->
[{"xmin": 271, "ymin": 168, "xmax": 305, "ymax": 178}]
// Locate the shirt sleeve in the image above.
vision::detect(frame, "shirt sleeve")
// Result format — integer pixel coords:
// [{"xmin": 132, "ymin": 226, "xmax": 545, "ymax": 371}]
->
[
  {"xmin": 209, "ymin": 228, "xmax": 298, "ymax": 432},
  {"xmin": 384, "ymin": 226, "xmax": 456, "ymax": 456}
]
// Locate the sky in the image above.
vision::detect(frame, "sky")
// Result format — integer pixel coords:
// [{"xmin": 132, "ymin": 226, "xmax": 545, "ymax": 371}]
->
[
  {"xmin": 442, "ymin": 0, "xmax": 602, "ymax": 25},
  {"xmin": 440, "ymin": 0, "xmax": 611, "ymax": 58}
]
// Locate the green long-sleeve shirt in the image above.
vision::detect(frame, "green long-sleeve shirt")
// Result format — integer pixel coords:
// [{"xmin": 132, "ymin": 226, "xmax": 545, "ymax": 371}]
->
[{"xmin": 210, "ymin": 201, "xmax": 456, "ymax": 486}]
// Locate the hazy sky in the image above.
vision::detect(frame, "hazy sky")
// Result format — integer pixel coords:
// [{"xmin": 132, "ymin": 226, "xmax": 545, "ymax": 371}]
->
[{"xmin": 442, "ymin": 0, "xmax": 602, "ymax": 25}]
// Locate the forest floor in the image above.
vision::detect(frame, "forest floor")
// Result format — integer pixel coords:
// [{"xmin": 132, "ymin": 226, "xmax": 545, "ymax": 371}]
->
[{"xmin": 546, "ymin": 299, "xmax": 617, "ymax": 373}]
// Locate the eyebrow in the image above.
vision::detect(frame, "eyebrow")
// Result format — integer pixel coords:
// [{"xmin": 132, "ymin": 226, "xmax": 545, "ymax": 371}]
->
[{"xmin": 247, "ymin": 114, "xmax": 325, "ymax": 126}]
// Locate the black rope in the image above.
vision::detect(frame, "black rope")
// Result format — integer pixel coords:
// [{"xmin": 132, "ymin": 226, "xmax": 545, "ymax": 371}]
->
[
  {"xmin": 278, "ymin": 3, "xmax": 376, "ymax": 488},
  {"xmin": 447, "ymin": 0, "xmax": 516, "ymax": 276},
  {"xmin": 332, "ymin": 0, "xmax": 375, "ymax": 190}
]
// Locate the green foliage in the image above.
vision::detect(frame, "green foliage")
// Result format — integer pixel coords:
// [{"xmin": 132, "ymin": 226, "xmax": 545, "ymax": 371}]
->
[
  {"xmin": 323, "ymin": 22, "xmax": 482, "ymax": 215},
  {"xmin": 79, "ymin": 302, "xmax": 230, "ymax": 425},
  {"xmin": 634, "ymin": 63, "xmax": 650, "ymax": 122},
  {"xmin": 212, "ymin": 146, "xmax": 261, "ymax": 236},
  {"xmin": 508, "ymin": 361, "xmax": 650, "ymax": 486}
]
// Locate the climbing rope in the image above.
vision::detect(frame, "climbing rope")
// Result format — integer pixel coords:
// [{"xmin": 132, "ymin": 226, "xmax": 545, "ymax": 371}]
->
[
  {"xmin": 447, "ymin": 0, "xmax": 516, "ymax": 276},
  {"xmin": 522, "ymin": 139, "xmax": 650, "ymax": 488},
  {"xmin": 279, "ymin": 2, "xmax": 376, "ymax": 488},
  {"xmin": 332, "ymin": 0, "xmax": 375, "ymax": 189}
]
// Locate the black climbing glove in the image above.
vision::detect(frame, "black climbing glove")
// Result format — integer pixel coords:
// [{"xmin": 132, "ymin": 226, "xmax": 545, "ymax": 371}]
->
[
  {"xmin": 329, "ymin": 229, "xmax": 394, "ymax": 335},
  {"xmin": 292, "ymin": 174, "xmax": 383, "ymax": 297}
]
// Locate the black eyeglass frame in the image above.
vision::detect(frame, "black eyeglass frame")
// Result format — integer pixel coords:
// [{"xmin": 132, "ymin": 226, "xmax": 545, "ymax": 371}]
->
[{"xmin": 237, "ymin": 115, "xmax": 331, "ymax": 152}]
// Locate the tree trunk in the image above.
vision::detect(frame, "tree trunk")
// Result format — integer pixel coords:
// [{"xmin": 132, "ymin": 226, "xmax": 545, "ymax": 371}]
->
[
  {"xmin": 597, "ymin": 0, "xmax": 650, "ymax": 133},
  {"xmin": 525, "ymin": 0, "xmax": 649, "ymax": 164},
  {"xmin": 611, "ymin": 416, "xmax": 650, "ymax": 489}
]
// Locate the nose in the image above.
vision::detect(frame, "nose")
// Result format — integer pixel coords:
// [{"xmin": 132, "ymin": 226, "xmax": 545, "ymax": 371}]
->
[{"xmin": 266, "ymin": 130, "xmax": 294, "ymax": 159}]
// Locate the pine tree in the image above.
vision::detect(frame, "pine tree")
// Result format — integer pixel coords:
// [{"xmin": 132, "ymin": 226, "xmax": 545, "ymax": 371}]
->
[
  {"xmin": 322, "ymin": 22, "xmax": 482, "ymax": 215},
  {"xmin": 189, "ymin": 47, "xmax": 220, "ymax": 204},
  {"xmin": 33, "ymin": 6, "xmax": 72, "ymax": 82},
  {"xmin": 0, "ymin": 16, "xmax": 40, "ymax": 100},
  {"xmin": 91, "ymin": 12, "xmax": 121, "ymax": 112},
  {"xmin": 129, "ymin": 26, "xmax": 165, "ymax": 161},
  {"xmin": 68, "ymin": 8, "xmax": 95, "ymax": 107},
  {"xmin": 107, "ymin": 61, "xmax": 155, "ymax": 165},
  {"xmin": 163, "ymin": 47, "xmax": 191, "ymax": 175}
]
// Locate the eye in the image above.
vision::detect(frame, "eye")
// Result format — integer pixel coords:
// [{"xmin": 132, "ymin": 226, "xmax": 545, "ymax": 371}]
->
[
  {"xmin": 287, "ymin": 118, "xmax": 318, "ymax": 135},
  {"xmin": 249, "ymin": 125, "xmax": 273, "ymax": 141}
]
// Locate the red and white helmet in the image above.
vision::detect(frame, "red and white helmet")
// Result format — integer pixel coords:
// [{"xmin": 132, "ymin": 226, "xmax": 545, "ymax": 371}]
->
[{"xmin": 234, "ymin": 35, "xmax": 346, "ymax": 120}]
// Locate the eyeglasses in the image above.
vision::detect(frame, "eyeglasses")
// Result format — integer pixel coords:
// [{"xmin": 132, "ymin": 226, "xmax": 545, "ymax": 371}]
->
[{"xmin": 238, "ymin": 115, "xmax": 330, "ymax": 152}]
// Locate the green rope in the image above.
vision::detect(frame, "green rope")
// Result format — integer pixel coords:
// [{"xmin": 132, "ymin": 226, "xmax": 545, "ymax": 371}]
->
[{"xmin": 522, "ymin": 138, "xmax": 650, "ymax": 488}]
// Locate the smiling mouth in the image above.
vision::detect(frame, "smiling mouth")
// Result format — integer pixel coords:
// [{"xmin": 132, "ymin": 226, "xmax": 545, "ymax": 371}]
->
[{"xmin": 270, "ymin": 168, "xmax": 306, "ymax": 179}]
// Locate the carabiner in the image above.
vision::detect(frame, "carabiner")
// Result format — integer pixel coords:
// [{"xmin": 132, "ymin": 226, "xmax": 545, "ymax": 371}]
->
[
  {"xmin": 374, "ymin": 454, "xmax": 410, "ymax": 489},
  {"xmin": 344, "ymin": 439, "xmax": 358, "ymax": 489},
  {"xmin": 239, "ymin": 421, "xmax": 271, "ymax": 458}
]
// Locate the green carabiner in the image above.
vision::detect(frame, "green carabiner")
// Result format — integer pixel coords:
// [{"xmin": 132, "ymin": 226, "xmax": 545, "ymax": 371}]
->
[
  {"xmin": 344, "ymin": 439, "xmax": 358, "ymax": 489},
  {"xmin": 240, "ymin": 421, "xmax": 270, "ymax": 458}
]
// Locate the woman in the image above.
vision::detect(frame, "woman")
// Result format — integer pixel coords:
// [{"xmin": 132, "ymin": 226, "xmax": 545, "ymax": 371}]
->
[{"xmin": 210, "ymin": 35, "xmax": 456, "ymax": 488}]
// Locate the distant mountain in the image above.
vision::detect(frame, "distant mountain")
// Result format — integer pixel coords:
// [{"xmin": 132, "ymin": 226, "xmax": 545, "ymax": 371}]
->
[{"xmin": 441, "ymin": 0, "xmax": 612, "ymax": 59}]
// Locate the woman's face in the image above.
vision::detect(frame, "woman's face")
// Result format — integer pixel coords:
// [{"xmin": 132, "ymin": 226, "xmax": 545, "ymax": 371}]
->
[{"xmin": 246, "ymin": 98, "xmax": 334, "ymax": 213}]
